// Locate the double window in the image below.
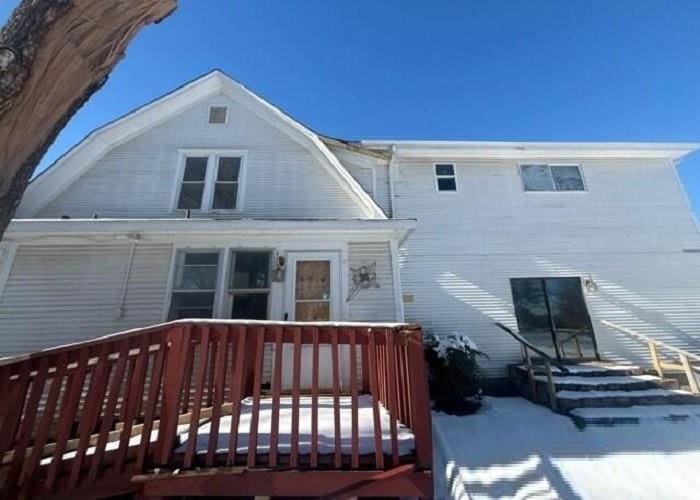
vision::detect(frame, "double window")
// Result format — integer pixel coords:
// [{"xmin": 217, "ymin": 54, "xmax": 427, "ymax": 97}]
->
[
  {"xmin": 176, "ymin": 151, "xmax": 244, "ymax": 212},
  {"xmin": 435, "ymin": 164, "xmax": 457, "ymax": 191},
  {"xmin": 169, "ymin": 249, "xmax": 271, "ymax": 320},
  {"xmin": 520, "ymin": 164, "xmax": 585, "ymax": 192}
]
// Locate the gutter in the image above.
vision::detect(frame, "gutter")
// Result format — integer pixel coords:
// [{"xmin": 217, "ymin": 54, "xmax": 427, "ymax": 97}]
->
[{"xmin": 388, "ymin": 144, "xmax": 397, "ymax": 218}]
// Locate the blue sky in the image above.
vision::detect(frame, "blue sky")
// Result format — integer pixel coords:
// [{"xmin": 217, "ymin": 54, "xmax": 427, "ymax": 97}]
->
[{"xmin": 2, "ymin": 0, "xmax": 700, "ymax": 216}]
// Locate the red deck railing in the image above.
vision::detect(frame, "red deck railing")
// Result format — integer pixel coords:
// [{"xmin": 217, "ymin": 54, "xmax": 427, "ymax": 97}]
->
[{"xmin": 0, "ymin": 320, "xmax": 432, "ymax": 498}]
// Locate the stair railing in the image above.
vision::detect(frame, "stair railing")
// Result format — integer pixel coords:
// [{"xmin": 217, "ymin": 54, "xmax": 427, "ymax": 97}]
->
[
  {"xmin": 601, "ymin": 320, "xmax": 700, "ymax": 394},
  {"xmin": 495, "ymin": 322, "xmax": 569, "ymax": 412}
]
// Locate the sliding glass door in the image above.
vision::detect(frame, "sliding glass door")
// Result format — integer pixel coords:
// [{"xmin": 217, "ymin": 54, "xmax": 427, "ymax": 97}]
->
[{"xmin": 510, "ymin": 277, "xmax": 598, "ymax": 360}]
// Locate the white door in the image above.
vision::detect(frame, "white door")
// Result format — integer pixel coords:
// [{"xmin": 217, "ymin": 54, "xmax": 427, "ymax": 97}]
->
[{"xmin": 281, "ymin": 252, "xmax": 348, "ymax": 389}]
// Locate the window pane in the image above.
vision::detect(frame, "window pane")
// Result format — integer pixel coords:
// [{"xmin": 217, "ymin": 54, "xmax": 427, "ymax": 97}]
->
[
  {"xmin": 510, "ymin": 278, "xmax": 556, "ymax": 356},
  {"xmin": 295, "ymin": 261, "xmax": 331, "ymax": 300},
  {"xmin": 435, "ymin": 164, "xmax": 455, "ymax": 176},
  {"xmin": 545, "ymin": 278, "xmax": 596, "ymax": 358},
  {"xmin": 545, "ymin": 278, "xmax": 591, "ymax": 331},
  {"xmin": 177, "ymin": 266, "xmax": 218, "ymax": 289},
  {"xmin": 217, "ymin": 157, "xmax": 241, "ymax": 181},
  {"xmin": 231, "ymin": 251, "xmax": 270, "ymax": 289},
  {"xmin": 169, "ymin": 292, "xmax": 215, "ymax": 319},
  {"xmin": 437, "ymin": 177, "xmax": 457, "ymax": 191},
  {"xmin": 176, "ymin": 252, "xmax": 219, "ymax": 289},
  {"xmin": 212, "ymin": 183, "xmax": 238, "ymax": 209},
  {"xmin": 231, "ymin": 293, "xmax": 268, "ymax": 319},
  {"xmin": 295, "ymin": 301, "xmax": 330, "ymax": 321},
  {"xmin": 183, "ymin": 157, "xmax": 208, "ymax": 181},
  {"xmin": 551, "ymin": 166, "xmax": 584, "ymax": 191},
  {"xmin": 184, "ymin": 252, "xmax": 219, "ymax": 266},
  {"xmin": 177, "ymin": 183, "xmax": 204, "ymax": 209},
  {"xmin": 521, "ymin": 165, "xmax": 553, "ymax": 191}
]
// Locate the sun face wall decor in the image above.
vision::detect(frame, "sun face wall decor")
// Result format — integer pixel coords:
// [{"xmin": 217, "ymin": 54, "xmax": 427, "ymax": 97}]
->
[{"xmin": 347, "ymin": 262, "xmax": 379, "ymax": 301}]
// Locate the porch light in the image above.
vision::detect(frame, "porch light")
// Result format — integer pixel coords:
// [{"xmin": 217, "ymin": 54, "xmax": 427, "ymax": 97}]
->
[{"xmin": 584, "ymin": 275, "xmax": 598, "ymax": 293}]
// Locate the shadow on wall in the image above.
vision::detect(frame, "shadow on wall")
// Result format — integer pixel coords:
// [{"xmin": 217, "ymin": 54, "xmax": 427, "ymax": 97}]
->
[{"xmin": 404, "ymin": 256, "xmax": 700, "ymax": 369}]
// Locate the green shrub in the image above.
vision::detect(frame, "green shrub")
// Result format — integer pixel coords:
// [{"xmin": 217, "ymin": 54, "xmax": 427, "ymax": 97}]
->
[{"xmin": 424, "ymin": 333, "xmax": 485, "ymax": 415}]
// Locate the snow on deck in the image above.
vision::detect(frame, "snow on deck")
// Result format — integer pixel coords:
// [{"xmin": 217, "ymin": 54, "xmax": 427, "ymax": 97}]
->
[
  {"xmin": 433, "ymin": 397, "xmax": 700, "ymax": 499},
  {"xmin": 176, "ymin": 394, "xmax": 415, "ymax": 456}
]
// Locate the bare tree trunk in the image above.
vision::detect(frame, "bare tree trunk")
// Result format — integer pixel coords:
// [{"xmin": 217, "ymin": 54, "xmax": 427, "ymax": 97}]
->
[{"xmin": 0, "ymin": 0, "xmax": 176, "ymax": 238}]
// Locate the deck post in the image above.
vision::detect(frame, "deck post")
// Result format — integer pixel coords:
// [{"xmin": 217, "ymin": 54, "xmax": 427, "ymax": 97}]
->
[
  {"xmin": 680, "ymin": 353, "xmax": 699, "ymax": 394},
  {"xmin": 544, "ymin": 358, "xmax": 558, "ymax": 412},
  {"xmin": 405, "ymin": 327, "xmax": 432, "ymax": 470},
  {"xmin": 649, "ymin": 341, "xmax": 664, "ymax": 377}
]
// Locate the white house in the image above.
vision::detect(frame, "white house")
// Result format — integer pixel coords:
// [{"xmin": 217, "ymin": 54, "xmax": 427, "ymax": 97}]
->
[{"xmin": 1, "ymin": 70, "xmax": 699, "ymax": 386}]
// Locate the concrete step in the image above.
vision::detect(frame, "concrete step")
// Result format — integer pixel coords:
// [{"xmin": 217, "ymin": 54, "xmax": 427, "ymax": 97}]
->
[
  {"xmin": 514, "ymin": 362, "xmax": 645, "ymax": 378},
  {"xmin": 533, "ymin": 374, "xmax": 678, "ymax": 392},
  {"xmin": 556, "ymin": 388, "xmax": 700, "ymax": 411},
  {"xmin": 569, "ymin": 404, "xmax": 700, "ymax": 428}
]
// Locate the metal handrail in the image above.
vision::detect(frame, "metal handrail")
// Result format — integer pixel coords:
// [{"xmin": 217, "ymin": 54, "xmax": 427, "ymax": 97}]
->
[
  {"xmin": 495, "ymin": 322, "xmax": 567, "ymax": 412},
  {"xmin": 601, "ymin": 319, "xmax": 699, "ymax": 393},
  {"xmin": 494, "ymin": 322, "xmax": 570, "ymax": 374}
]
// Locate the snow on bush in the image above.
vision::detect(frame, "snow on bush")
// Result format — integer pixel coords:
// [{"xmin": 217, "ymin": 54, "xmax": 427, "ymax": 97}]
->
[
  {"xmin": 430, "ymin": 332, "xmax": 481, "ymax": 359},
  {"xmin": 424, "ymin": 332, "xmax": 486, "ymax": 415}
]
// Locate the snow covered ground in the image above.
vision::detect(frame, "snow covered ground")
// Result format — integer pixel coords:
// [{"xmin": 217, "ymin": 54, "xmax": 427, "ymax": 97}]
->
[{"xmin": 433, "ymin": 397, "xmax": 700, "ymax": 499}]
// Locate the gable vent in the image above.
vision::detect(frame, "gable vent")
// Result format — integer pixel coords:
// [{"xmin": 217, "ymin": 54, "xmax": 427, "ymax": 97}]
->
[{"xmin": 208, "ymin": 105, "xmax": 228, "ymax": 124}]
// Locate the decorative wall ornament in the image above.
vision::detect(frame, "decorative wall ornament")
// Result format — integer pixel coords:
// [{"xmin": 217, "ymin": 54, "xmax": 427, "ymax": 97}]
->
[{"xmin": 347, "ymin": 262, "xmax": 379, "ymax": 301}]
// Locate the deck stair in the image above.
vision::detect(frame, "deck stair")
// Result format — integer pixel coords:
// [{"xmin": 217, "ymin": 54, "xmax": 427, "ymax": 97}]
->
[{"xmin": 509, "ymin": 360, "xmax": 700, "ymax": 427}]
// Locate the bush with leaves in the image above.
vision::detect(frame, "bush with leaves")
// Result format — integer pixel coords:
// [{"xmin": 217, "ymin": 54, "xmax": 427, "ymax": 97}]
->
[{"xmin": 424, "ymin": 332, "xmax": 486, "ymax": 415}]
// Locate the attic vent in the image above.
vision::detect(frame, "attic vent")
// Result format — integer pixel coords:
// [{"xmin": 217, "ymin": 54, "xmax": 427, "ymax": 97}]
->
[{"xmin": 208, "ymin": 106, "xmax": 228, "ymax": 124}]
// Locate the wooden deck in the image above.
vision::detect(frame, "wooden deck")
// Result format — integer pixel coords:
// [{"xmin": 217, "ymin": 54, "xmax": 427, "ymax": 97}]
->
[{"xmin": 0, "ymin": 320, "xmax": 432, "ymax": 498}]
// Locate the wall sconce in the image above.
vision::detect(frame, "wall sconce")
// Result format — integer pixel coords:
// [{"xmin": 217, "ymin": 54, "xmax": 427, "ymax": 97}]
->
[
  {"xmin": 583, "ymin": 275, "xmax": 598, "ymax": 293},
  {"xmin": 272, "ymin": 252, "xmax": 285, "ymax": 282}
]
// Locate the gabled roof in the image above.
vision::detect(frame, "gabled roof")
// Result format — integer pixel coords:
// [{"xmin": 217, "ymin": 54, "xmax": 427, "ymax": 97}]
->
[{"xmin": 18, "ymin": 70, "xmax": 386, "ymax": 219}]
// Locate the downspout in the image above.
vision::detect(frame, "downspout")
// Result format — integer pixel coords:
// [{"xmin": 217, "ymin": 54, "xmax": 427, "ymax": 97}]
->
[
  {"xmin": 388, "ymin": 144, "xmax": 397, "ymax": 218},
  {"xmin": 115, "ymin": 234, "xmax": 139, "ymax": 319}
]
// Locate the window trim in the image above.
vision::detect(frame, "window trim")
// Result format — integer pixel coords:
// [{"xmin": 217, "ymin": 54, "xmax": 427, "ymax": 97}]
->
[
  {"xmin": 434, "ymin": 163, "xmax": 458, "ymax": 192},
  {"xmin": 518, "ymin": 163, "xmax": 586, "ymax": 192},
  {"xmin": 171, "ymin": 149, "xmax": 248, "ymax": 213},
  {"xmin": 207, "ymin": 105, "xmax": 229, "ymax": 125}
]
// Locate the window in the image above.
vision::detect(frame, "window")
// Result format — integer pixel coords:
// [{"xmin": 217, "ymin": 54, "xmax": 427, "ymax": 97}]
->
[
  {"xmin": 169, "ymin": 251, "xmax": 220, "ymax": 319},
  {"xmin": 435, "ymin": 164, "xmax": 457, "ymax": 191},
  {"xmin": 228, "ymin": 251, "xmax": 271, "ymax": 319},
  {"xmin": 510, "ymin": 277, "xmax": 596, "ymax": 359},
  {"xmin": 175, "ymin": 152, "xmax": 244, "ymax": 212},
  {"xmin": 213, "ymin": 157, "xmax": 241, "ymax": 209},
  {"xmin": 520, "ymin": 164, "xmax": 585, "ymax": 192},
  {"xmin": 177, "ymin": 157, "xmax": 208, "ymax": 209},
  {"xmin": 208, "ymin": 105, "xmax": 228, "ymax": 124}
]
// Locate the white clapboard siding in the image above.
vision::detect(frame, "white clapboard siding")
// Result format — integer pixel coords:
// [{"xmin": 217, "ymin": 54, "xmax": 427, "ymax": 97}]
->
[
  {"xmin": 347, "ymin": 242, "xmax": 397, "ymax": 321},
  {"xmin": 0, "ymin": 243, "xmax": 172, "ymax": 356},
  {"xmin": 395, "ymin": 157, "xmax": 700, "ymax": 377},
  {"xmin": 32, "ymin": 94, "xmax": 365, "ymax": 219},
  {"xmin": 330, "ymin": 146, "xmax": 391, "ymax": 215}
]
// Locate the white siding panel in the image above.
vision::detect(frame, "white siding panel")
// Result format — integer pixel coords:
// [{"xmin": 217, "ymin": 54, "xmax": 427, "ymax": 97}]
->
[
  {"xmin": 396, "ymin": 158, "xmax": 700, "ymax": 377},
  {"xmin": 0, "ymin": 243, "xmax": 172, "ymax": 356},
  {"xmin": 33, "ymin": 95, "xmax": 365, "ymax": 219},
  {"xmin": 330, "ymin": 147, "xmax": 391, "ymax": 215},
  {"xmin": 347, "ymin": 242, "xmax": 397, "ymax": 321},
  {"xmin": 399, "ymin": 251, "xmax": 700, "ymax": 377}
]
